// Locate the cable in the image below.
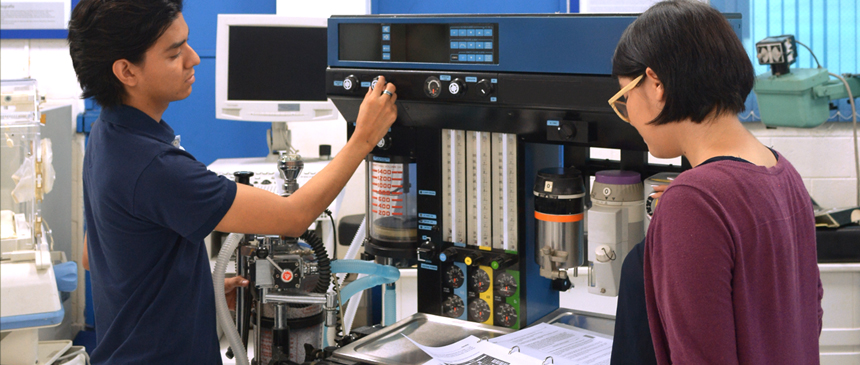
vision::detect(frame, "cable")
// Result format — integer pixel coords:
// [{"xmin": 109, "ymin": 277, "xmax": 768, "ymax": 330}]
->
[
  {"xmin": 324, "ymin": 208, "xmax": 337, "ymax": 247},
  {"xmin": 794, "ymin": 40, "xmax": 822, "ymax": 69},
  {"xmin": 828, "ymin": 72, "xmax": 859, "ymax": 206}
]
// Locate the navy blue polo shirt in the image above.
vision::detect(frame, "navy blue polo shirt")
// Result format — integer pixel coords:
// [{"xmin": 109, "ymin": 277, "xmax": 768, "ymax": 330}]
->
[{"xmin": 83, "ymin": 105, "xmax": 236, "ymax": 364}]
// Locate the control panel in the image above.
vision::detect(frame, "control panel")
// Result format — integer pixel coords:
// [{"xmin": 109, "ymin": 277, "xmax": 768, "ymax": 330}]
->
[
  {"xmin": 330, "ymin": 70, "xmax": 499, "ymax": 104},
  {"xmin": 337, "ymin": 23, "xmax": 499, "ymax": 64},
  {"xmin": 435, "ymin": 247, "xmax": 521, "ymax": 329}
]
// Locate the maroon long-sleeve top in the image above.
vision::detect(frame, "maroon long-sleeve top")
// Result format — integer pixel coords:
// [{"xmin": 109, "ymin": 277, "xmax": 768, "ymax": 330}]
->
[{"xmin": 644, "ymin": 152, "xmax": 823, "ymax": 364}]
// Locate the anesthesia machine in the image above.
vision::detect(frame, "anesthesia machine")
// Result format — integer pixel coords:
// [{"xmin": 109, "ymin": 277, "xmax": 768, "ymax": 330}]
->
[{"xmin": 319, "ymin": 14, "xmax": 728, "ymax": 364}]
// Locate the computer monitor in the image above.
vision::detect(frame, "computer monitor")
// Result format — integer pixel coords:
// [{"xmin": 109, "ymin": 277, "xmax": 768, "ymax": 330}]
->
[{"xmin": 215, "ymin": 15, "xmax": 337, "ymax": 122}]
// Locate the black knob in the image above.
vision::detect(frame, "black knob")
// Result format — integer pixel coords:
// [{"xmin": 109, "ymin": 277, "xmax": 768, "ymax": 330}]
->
[
  {"xmin": 552, "ymin": 278, "xmax": 572, "ymax": 291},
  {"xmin": 233, "ymin": 171, "xmax": 254, "ymax": 185},
  {"xmin": 371, "ymin": 76, "xmax": 384, "ymax": 90},
  {"xmin": 559, "ymin": 123, "xmax": 576, "ymax": 139},
  {"xmin": 256, "ymin": 247, "xmax": 269, "ymax": 259},
  {"xmin": 343, "ymin": 75, "xmax": 359, "ymax": 92},
  {"xmin": 477, "ymin": 79, "xmax": 494, "ymax": 96},
  {"xmin": 376, "ymin": 134, "xmax": 392, "ymax": 150},
  {"xmin": 448, "ymin": 78, "xmax": 466, "ymax": 96}
]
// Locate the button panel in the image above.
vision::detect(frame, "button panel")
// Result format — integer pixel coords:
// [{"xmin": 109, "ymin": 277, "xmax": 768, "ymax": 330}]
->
[{"xmin": 448, "ymin": 24, "xmax": 498, "ymax": 64}]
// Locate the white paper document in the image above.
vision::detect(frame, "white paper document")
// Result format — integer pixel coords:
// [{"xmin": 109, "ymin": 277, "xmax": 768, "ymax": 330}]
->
[
  {"xmin": 406, "ymin": 335, "xmax": 544, "ymax": 365},
  {"xmin": 489, "ymin": 323, "xmax": 613, "ymax": 365}
]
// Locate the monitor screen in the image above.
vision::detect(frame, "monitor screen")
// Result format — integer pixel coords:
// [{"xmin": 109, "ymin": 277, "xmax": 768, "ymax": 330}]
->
[
  {"xmin": 227, "ymin": 26, "xmax": 328, "ymax": 101},
  {"xmin": 215, "ymin": 15, "xmax": 337, "ymax": 122}
]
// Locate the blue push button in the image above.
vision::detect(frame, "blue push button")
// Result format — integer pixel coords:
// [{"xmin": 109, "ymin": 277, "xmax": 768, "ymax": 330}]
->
[
  {"xmin": 382, "ymin": 25, "xmax": 390, "ymax": 33},
  {"xmin": 382, "ymin": 53, "xmax": 390, "ymax": 60},
  {"xmin": 476, "ymin": 54, "xmax": 484, "ymax": 62},
  {"xmin": 490, "ymin": 96, "xmax": 497, "ymax": 102},
  {"xmin": 450, "ymin": 28, "xmax": 458, "ymax": 36},
  {"xmin": 458, "ymin": 29, "xmax": 467, "ymax": 36},
  {"xmin": 467, "ymin": 54, "xmax": 476, "ymax": 62},
  {"xmin": 451, "ymin": 42, "xmax": 458, "ymax": 49},
  {"xmin": 476, "ymin": 42, "xmax": 484, "ymax": 49},
  {"xmin": 476, "ymin": 29, "xmax": 484, "ymax": 36},
  {"xmin": 485, "ymin": 54, "xmax": 493, "ymax": 62},
  {"xmin": 467, "ymin": 29, "xmax": 476, "ymax": 36},
  {"xmin": 382, "ymin": 34, "xmax": 390, "ymax": 41},
  {"xmin": 485, "ymin": 29, "xmax": 493, "ymax": 36},
  {"xmin": 439, "ymin": 253, "xmax": 448, "ymax": 262},
  {"xmin": 491, "ymin": 78, "xmax": 497, "ymax": 83},
  {"xmin": 484, "ymin": 42, "xmax": 493, "ymax": 49},
  {"xmin": 382, "ymin": 45, "xmax": 391, "ymax": 52},
  {"xmin": 459, "ymin": 42, "xmax": 467, "ymax": 49},
  {"xmin": 467, "ymin": 42, "xmax": 475, "ymax": 49},
  {"xmin": 459, "ymin": 53, "xmax": 467, "ymax": 61}
]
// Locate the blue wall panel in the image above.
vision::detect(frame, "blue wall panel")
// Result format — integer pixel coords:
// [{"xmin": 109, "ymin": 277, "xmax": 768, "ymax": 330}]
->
[
  {"xmin": 164, "ymin": 58, "xmax": 270, "ymax": 165},
  {"xmin": 161, "ymin": 0, "xmax": 277, "ymax": 165}
]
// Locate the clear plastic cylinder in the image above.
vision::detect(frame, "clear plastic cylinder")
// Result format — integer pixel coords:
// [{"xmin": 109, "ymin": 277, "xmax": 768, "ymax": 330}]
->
[{"xmin": 367, "ymin": 159, "xmax": 417, "ymax": 243}]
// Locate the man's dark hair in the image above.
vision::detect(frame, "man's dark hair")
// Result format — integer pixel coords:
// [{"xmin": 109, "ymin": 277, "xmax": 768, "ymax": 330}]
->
[
  {"xmin": 612, "ymin": 0, "xmax": 754, "ymax": 125},
  {"xmin": 68, "ymin": 0, "xmax": 184, "ymax": 108}
]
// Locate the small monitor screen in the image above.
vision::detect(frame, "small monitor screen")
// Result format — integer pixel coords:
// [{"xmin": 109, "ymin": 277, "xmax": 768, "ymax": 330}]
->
[{"xmin": 227, "ymin": 26, "xmax": 327, "ymax": 101}]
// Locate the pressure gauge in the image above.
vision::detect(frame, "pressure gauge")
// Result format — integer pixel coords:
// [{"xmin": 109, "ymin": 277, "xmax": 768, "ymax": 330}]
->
[
  {"xmin": 424, "ymin": 76, "xmax": 442, "ymax": 98},
  {"xmin": 495, "ymin": 272, "xmax": 517, "ymax": 297},
  {"xmin": 442, "ymin": 295, "xmax": 465, "ymax": 318},
  {"xmin": 470, "ymin": 269, "xmax": 490, "ymax": 293},
  {"xmin": 468, "ymin": 299, "xmax": 491, "ymax": 322},
  {"xmin": 495, "ymin": 303, "xmax": 518, "ymax": 327},
  {"xmin": 445, "ymin": 265, "xmax": 464, "ymax": 289}
]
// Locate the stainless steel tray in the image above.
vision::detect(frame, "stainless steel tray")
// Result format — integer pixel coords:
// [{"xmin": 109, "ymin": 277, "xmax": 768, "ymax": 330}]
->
[
  {"xmin": 333, "ymin": 313, "xmax": 514, "ymax": 365},
  {"xmin": 536, "ymin": 308, "xmax": 616, "ymax": 338}
]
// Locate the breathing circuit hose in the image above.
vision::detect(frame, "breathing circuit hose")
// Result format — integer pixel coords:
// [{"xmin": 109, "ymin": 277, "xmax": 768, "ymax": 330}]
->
[
  {"xmin": 213, "ymin": 233, "xmax": 249, "ymax": 365},
  {"xmin": 300, "ymin": 230, "xmax": 331, "ymax": 294}
]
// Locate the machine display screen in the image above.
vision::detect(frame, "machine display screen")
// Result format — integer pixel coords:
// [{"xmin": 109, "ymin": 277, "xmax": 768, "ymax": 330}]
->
[
  {"xmin": 227, "ymin": 26, "xmax": 328, "ymax": 101},
  {"xmin": 338, "ymin": 23, "xmax": 499, "ymax": 64}
]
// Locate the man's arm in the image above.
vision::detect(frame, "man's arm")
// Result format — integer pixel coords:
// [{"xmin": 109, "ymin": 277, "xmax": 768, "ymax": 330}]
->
[{"xmin": 215, "ymin": 77, "xmax": 398, "ymax": 237}]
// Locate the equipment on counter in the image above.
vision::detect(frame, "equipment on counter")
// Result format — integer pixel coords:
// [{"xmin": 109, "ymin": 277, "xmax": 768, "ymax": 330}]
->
[
  {"xmin": 754, "ymin": 34, "xmax": 859, "ymax": 128},
  {"xmin": 1, "ymin": 79, "xmax": 79, "ymax": 365}
]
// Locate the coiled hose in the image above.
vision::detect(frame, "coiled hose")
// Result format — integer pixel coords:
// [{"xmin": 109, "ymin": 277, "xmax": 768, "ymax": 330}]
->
[{"xmin": 300, "ymin": 230, "xmax": 331, "ymax": 294}]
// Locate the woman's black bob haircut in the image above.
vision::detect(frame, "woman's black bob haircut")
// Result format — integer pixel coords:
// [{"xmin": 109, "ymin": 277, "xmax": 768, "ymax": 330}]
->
[
  {"xmin": 68, "ymin": 0, "xmax": 183, "ymax": 108},
  {"xmin": 612, "ymin": 0, "xmax": 754, "ymax": 125}
]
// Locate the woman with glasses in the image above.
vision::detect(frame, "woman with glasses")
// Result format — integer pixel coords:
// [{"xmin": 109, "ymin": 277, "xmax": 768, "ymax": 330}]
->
[{"xmin": 607, "ymin": 1, "xmax": 822, "ymax": 364}]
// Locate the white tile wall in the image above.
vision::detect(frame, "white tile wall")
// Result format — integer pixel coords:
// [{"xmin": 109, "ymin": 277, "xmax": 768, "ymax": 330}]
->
[{"xmin": 748, "ymin": 122, "xmax": 858, "ymax": 208}]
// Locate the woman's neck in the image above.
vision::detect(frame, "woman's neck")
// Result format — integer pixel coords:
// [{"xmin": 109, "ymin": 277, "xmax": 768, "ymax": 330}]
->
[{"xmin": 678, "ymin": 113, "xmax": 776, "ymax": 168}]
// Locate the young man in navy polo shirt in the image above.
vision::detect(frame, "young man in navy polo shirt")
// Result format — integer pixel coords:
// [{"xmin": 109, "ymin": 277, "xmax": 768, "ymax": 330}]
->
[{"xmin": 68, "ymin": 0, "xmax": 398, "ymax": 363}]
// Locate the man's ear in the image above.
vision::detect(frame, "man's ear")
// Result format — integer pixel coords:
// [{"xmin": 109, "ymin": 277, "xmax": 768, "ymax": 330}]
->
[
  {"xmin": 112, "ymin": 59, "xmax": 138, "ymax": 88},
  {"xmin": 645, "ymin": 67, "xmax": 664, "ymax": 102}
]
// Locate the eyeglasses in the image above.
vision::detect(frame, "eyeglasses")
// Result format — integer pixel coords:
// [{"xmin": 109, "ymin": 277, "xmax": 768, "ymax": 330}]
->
[{"xmin": 608, "ymin": 74, "xmax": 644, "ymax": 123}]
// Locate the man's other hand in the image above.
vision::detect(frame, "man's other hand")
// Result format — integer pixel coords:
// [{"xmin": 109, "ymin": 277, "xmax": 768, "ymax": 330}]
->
[{"xmin": 225, "ymin": 276, "xmax": 249, "ymax": 311}]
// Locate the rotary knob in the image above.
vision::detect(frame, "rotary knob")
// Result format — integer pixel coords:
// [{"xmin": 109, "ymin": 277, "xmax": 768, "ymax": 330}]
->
[
  {"xmin": 448, "ymin": 78, "xmax": 466, "ymax": 96},
  {"xmin": 343, "ymin": 75, "xmax": 359, "ymax": 92},
  {"xmin": 376, "ymin": 134, "xmax": 392, "ymax": 150},
  {"xmin": 477, "ymin": 79, "xmax": 494, "ymax": 96}
]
